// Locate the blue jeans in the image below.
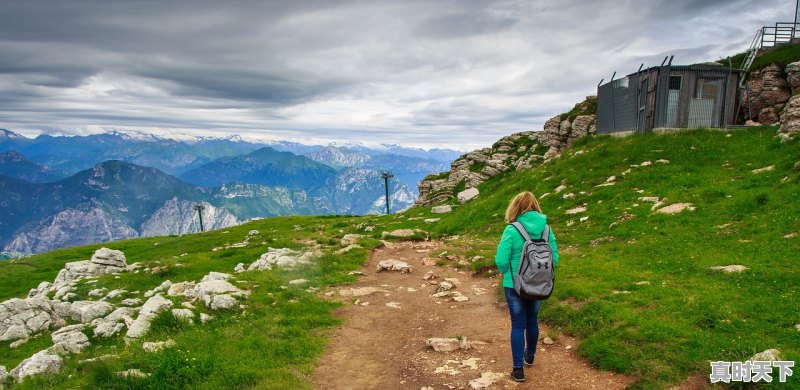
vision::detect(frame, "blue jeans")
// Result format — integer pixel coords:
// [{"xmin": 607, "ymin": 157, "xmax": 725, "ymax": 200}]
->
[{"xmin": 504, "ymin": 287, "xmax": 541, "ymax": 368}]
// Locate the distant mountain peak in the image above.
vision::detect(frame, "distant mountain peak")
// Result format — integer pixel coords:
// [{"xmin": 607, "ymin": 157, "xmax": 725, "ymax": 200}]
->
[
  {"xmin": 0, "ymin": 129, "xmax": 25, "ymax": 140},
  {"xmin": 0, "ymin": 149, "xmax": 25, "ymax": 161}
]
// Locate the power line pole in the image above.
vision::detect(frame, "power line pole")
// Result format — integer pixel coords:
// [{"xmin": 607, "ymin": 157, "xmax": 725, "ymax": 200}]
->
[
  {"xmin": 380, "ymin": 171, "xmax": 394, "ymax": 214},
  {"xmin": 194, "ymin": 204, "xmax": 205, "ymax": 232}
]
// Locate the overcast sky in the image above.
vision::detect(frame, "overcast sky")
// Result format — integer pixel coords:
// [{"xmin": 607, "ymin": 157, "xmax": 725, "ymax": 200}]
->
[{"xmin": 0, "ymin": 0, "xmax": 790, "ymax": 150}]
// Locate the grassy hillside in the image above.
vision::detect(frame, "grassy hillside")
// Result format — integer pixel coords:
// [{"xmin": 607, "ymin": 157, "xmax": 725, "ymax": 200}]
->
[{"xmin": 1, "ymin": 126, "xmax": 798, "ymax": 389}]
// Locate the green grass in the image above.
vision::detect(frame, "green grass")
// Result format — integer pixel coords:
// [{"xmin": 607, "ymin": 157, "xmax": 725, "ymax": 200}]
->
[
  {"xmin": 0, "ymin": 215, "xmax": 385, "ymax": 388},
  {"xmin": 1, "ymin": 127, "xmax": 798, "ymax": 389},
  {"xmin": 417, "ymin": 127, "xmax": 800, "ymax": 388},
  {"xmin": 725, "ymin": 42, "xmax": 800, "ymax": 73}
]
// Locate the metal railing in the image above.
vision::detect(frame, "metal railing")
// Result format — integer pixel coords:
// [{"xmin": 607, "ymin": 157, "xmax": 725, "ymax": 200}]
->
[{"xmin": 760, "ymin": 22, "xmax": 800, "ymax": 47}]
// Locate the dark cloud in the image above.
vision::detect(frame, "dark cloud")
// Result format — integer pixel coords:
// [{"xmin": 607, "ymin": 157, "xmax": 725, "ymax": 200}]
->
[{"xmin": 0, "ymin": 0, "xmax": 789, "ymax": 150}]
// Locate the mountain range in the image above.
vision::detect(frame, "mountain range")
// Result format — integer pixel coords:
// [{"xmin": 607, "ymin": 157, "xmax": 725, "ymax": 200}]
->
[{"xmin": 0, "ymin": 129, "xmax": 456, "ymax": 256}]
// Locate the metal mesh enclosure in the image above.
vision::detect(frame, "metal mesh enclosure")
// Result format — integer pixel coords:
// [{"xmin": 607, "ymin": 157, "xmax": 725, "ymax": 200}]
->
[{"xmin": 596, "ymin": 73, "xmax": 640, "ymax": 134}]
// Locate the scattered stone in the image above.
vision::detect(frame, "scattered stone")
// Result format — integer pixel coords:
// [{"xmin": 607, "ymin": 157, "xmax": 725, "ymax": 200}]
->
[
  {"xmin": 612, "ymin": 290, "xmax": 632, "ymax": 294},
  {"xmin": 656, "ymin": 159, "xmax": 670, "ymax": 164},
  {"xmin": 9, "ymin": 350, "xmax": 63, "ymax": 381},
  {"xmin": 751, "ymin": 165, "xmax": 775, "ymax": 174},
  {"xmin": 563, "ymin": 192, "xmax": 575, "ymax": 199},
  {"xmin": 120, "ymin": 298, "xmax": 142, "ymax": 307},
  {"xmin": 126, "ymin": 294, "xmax": 174, "ymax": 338},
  {"xmin": 424, "ymin": 218, "xmax": 440, "ymax": 223},
  {"xmin": 181, "ymin": 302, "xmax": 195, "ymax": 309},
  {"xmin": 245, "ymin": 247, "xmax": 317, "ymax": 271},
  {"xmin": 452, "ymin": 292, "xmax": 470, "ymax": 302},
  {"xmin": 209, "ymin": 294, "xmax": 238, "ymax": 310},
  {"xmin": 340, "ymin": 234, "xmax": 363, "ymax": 246},
  {"xmin": 437, "ymin": 281, "xmax": 454, "ymax": 293},
  {"xmin": 248, "ymin": 229, "xmax": 260, "ymax": 236},
  {"xmin": 795, "ymin": 324, "xmax": 800, "ymax": 333},
  {"xmin": 640, "ymin": 161, "xmax": 652, "ymax": 166},
  {"xmin": 194, "ymin": 278, "xmax": 248, "ymax": 310},
  {"xmin": 167, "ymin": 282, "xmax": 196, "ymax": 298},
  {"xmin": 638, "ymin": 196, "xmax": 660, "ymax": 203},
  {"xmin": 142, "ymin": 339, "xmax": 176, "ymax": 353},
  {"xmin": 542, "ymin": 337, "xmax": 554, "ymax": 345},
  {"xmin": 234, "ymin": 263, "xmax": 246, "ymax": 273},
  {"xmin": 434, "ymin": 364, "xmax": 461, "ymax": 376},
  {"xmin": 381, "ymin": 229, "xmax": 421, "ymax": 238},
  {"xmin": 10, "ymin": 338, "xmax": 29, "ymax": 348},
  {"xmin": 468, "ymin": 372, "xmax": 505, "ymax": 389},
  {"xmin": 93, "ymin": 321, "xmax": 125, "ymax": 339},
  {"xmin": 590, "ymin": 236, "xmax": 615, "ymax": 246},
  {"xmin": 347, "ymin": 271, "xmax": 365, "ymax": 276},
  {"xmin": 423, "ymin": 271, "xmax": 436, "ymax": 280},
  {"xmin": 656, "ymin": 203, "xmax": 695, "ymax": 214},
  {"xmin": 338, "ymin": 287, "xmax": 388, "ymax": 297},
  {"xmin": 460, "ymin": 357, "xmax": 480, "ymax": 370},
  {"xmin": 579, "ymin": 216, "xmax": 589, "ymax": 222},
  {"xmin": 749, "ymin": 349, "xmax": 782, "ymax": 362},
  {"xmin": 171, "ymin": 309, "xmax": 194, "ymax": 321},
  {"xmin": 51, "ymin": 324, "xmax": 90, "ymax": 354},
  {"xmin": 377, "ymin": 259, "xmax": 412, "ymax": 273},
  {"xmin": 457, "ymin": 187, "xmax": 480, "ymax": 203},
  {"xmin": 710, "ymin": 265, "xmax": 748, "ymax": 273},
  {"xmin": 426, "ymin": 337, "xmax": 471, "ymax": 352},
  {"xmin": 200, "ymin": 313, "xmax": 213, "ymax": 323},
  {"xmin": 118, "ymin": 368, "xmax": 150, "ymax": 378},
  {"xmin": 288, "ymin": 279, "xmax": 308, "ymax": 285},
  {"xmin": 88, "ymin": 288, "xmax": 107, "ymax": 298},
  {"xmin": 635, "ymin": 281, "xmax": 651, "ymax": 286},
  {"xmin": 432, "ymin": 205, "xmax": 453, "ymax": 214},
  {"xmin": 335, "ymin": 244, "xmax": 362, "ymax": 254},
  {"xmin": 105, "ymin": 289, "xmax": 128, "ymax": 299},
  {"xmin": 554, "ymin": 184, "xmax": 567, "ymax": 193},
  {"xmin": 565, "ymin": 205, "xmax": 587, "ymax": 214},
  {"xmin": 385, "ymin": 302, "xmax": 402, "ymax": 309},
  {"xmin": 201, "ymin": 272, "xmax": 231, "ymax": 282}
]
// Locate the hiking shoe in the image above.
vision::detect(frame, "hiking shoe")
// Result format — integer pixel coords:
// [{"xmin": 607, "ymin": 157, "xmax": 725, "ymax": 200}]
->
[
  {"xmin": 524, "ymin": 352, "xmax": 535, "ymax": 366},
  {"xmin": 511, "ymin": 367, "xmax": 525, "ymax": 382}
]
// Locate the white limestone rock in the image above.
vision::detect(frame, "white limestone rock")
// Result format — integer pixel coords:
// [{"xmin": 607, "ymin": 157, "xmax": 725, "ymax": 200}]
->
[
  {"xmin": 90, "ymin": 248, "xmax": 127, "ymax": 268},
  {"xmin": 142, "ymin": 339, "xmax": 176, "ymax": 353},
  {"xmin": 171, "ymin": 308, "xmax": 194, "ymax": 321},
  {"xmin": 431, "ymin": 205, "xmax": 453, "ymax": 214},
  {"xmin": 69, "ymin": 301, "xmax": 113, "ymax": 324},
  {"xmin": 457, "ymin": 187, "xmax": 480, "ymax": 203},
  {"xmin": 426, "ymin": 337, "xmax": 471, "ymax": 352},
  {"xmin": 51, "ymin": 324, "xmax": 90, "ymax": 354},
  {"xmin": 125, "ymin": 294, "xmax": 174, "ymax": 338},
  {"xmin": 10, "ymin": 350, "xmax": 63, "ymax": 381},
  {"xmin": 247, "ymin": 247, "xmax": 316, "ymax": 271},
  {"xmin": 376, "ymin": 259, "xmax": 412, "ymax": 273},
  {"xmin": 0, "ymin": 298, "xmax": 54, "ymax": 342},
  {"xmin": 201, "ymin": 272, "xmax": 231, "ymax": 282}
]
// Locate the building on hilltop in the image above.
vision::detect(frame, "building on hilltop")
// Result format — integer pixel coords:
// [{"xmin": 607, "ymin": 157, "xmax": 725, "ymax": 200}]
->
[{"xmin": 596, "ymin": 57, "xmax": 742, "ymax": 134}]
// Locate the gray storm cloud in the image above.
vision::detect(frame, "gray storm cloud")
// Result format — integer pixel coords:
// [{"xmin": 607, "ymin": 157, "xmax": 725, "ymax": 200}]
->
[{"xmin": 0, "ymin": 0, "xmax": 789, "ymax": 149}]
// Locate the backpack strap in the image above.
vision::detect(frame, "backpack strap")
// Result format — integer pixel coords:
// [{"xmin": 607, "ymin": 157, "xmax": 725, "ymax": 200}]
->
[
  {"xmin": 511, "ymin": 222, "xmax": 532, "ymax": 242},
  {"xmin": 541, "ymin": 224, "xmax": 551, "ymax": 243}
]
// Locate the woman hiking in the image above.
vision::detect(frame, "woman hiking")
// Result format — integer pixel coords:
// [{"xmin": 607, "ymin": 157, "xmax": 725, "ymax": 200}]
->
[{"xmin": 494, "ymin": 191, "xmax": 559, "ymax": 382}]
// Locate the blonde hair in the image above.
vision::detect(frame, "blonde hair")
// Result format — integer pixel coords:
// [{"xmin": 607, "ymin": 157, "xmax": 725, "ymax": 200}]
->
[{"xmin": 504, "ymin": 191, "xmax": 542, "ymax": 223}]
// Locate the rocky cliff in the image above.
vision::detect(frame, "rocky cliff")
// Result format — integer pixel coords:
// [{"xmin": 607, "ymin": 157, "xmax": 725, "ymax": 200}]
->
[
  {"xmin": 415, "ymin": 98, "xmax": 596, "ymax": 206},
  {"xmin": 742, "ymin": 55, "xmax": 800, "ymax": 141}
]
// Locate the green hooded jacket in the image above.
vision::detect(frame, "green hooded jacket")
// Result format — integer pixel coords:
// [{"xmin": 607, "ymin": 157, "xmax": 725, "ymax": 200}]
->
[{"xmin": 494, "ymin": 211, "xmax": 559, "ymax": 288}]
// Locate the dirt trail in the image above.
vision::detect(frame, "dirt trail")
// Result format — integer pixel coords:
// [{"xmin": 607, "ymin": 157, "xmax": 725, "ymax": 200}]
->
[{"xmin": 313, "ymin": 241, "xmax": 636, "ymax": 389}]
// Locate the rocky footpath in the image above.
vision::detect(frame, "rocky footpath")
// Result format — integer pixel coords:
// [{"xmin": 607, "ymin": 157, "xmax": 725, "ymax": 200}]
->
[
  {"xmin": 0, "ymin": 238, "xmax": 317, "ymax": 385},
  {"xmin": 415, "ymin": 98, "xmax": 596, "ymax": 206}
]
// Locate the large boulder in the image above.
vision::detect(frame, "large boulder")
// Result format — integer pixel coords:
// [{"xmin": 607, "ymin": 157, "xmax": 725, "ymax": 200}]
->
[
  {"xmin": 194, "ymin": 279, "xmax": 248, "ymax": 310},
  {"xmin": 457, "ymin": 187, "xmax": 479, "ymax": 204},
  {"xmin": 68, "ymin": 301, "xmax": 113, "ymax": 324},
  {"xmin": 51, "ymin": 324, "xmax": 90, "ymax": 354},
  {"xmin": 9, "ymin": 350, "xmax": 63, "ymax": 381},
  {"xmin": 90, "ymin": 248, "xmax": 127, "ymax": 268},
  {"xmin": 0, "ymin": 298, "xmax": 53, "ymax": 342},
  {"xmin": 126, "ymin": 294, "xmax": 173, "ymax": 338}
]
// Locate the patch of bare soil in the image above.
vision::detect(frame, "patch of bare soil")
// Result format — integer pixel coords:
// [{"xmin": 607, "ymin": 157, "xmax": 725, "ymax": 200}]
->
[{"xmin": 313, "ymin": 241, "xmax": 635, "ymax": 389}]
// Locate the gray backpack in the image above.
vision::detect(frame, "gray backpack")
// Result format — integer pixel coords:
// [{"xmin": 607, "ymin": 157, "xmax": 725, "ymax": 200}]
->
[{"xmin": 510, "ymin": 222, "xmax": 555, "ymax": 300}]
